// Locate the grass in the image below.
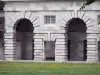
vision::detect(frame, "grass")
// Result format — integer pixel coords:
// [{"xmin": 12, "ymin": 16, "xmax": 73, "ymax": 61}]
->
[{"xmin": 0, "ymin": 62, "xmax": 100, "ymax": 75}]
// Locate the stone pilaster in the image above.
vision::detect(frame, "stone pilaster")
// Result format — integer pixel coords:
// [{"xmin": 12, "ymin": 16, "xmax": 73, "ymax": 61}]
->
[
  {"xmin": 87, "ymin": 33, "xmax": 97, "ymax": 62},
  {"xmin": 55, "ymin": 33, "xmax": 68, "ymax": 61},
  {"xmin": 4, "ymin": 32, "xmax": 16, "ymax": 60}
]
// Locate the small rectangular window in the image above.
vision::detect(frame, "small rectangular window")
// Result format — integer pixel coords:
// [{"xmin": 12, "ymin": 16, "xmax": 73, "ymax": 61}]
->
[
  {"xmin": 44, "ymin": 16, "xmax": 56, "ymax": 24},
  {"xmin": 98, "ymin": 15, "xmax": 100, "ymax": 25}
]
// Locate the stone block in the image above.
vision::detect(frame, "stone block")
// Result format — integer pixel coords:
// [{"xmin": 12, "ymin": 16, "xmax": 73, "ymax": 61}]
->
[
  {"xmin": 34, "ymin": 39, "xmax": 43, "ymax": 42},
  {"xmin": 56, "ymin": 41, "xmax": 67, "ymax": 45},
  {"xmin": 34, "ymin": 46, "xmax": 43, "ymax": 49},
  {"xmin": 87, "ymin": 45, "xmax": 96, "ymax": 47},
  {"xmin": 34, "ymin": 50, "xmax": 43, "ymax": 52}
]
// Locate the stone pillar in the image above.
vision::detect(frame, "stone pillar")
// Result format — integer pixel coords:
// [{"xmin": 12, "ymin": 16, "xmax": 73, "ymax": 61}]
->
[
  {"xmin": 87, "ymin": 33, "xmax": 97, "ymax": 62},
  {"xmin": 55, "ymin": 33, "xmax": 68, "ymax": 61},
  {"xmin": 4, "ymin": 32, "xmax": 16, "ymax": 60},
  {"xmin": 33, "ymin": 34, "xmax": 44, "ymax": 61},
  {"xmin": 4, "ymin": 11, "xmax": 16, "ymax": 61}
]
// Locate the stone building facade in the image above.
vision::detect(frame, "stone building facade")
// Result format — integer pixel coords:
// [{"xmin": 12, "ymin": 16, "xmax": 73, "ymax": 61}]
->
[{"xmin": 1, "ymin": 0, "xmax": 100, "ymax": 62}]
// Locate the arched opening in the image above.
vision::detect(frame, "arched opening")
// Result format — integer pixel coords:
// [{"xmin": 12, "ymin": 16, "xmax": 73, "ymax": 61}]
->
[
  {"xmin": 15, "ymin": 18, "xmax": 34, "ymax": 60},
  {"xmin": 98, "ymin": 41, "xmax": 100, "ymax": 61},
  {"xmin": 0, "ymin": 31, "xmax": 4, "ymax": 60},
  {"xmin": 67, "ymin": 18, "xmax": 87, "ymax": 61},
  {"xmin": 0, "ymin": 17, "xmax": 4, "ymax": 60}
]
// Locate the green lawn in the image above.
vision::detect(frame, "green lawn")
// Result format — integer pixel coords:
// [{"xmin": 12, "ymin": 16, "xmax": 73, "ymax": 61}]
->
[{"xmin": 0, "ymin": 62, "xmax": 100, "ymax": 75}]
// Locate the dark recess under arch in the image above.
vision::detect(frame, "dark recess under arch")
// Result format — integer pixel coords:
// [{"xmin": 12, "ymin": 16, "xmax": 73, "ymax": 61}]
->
[
  {"xmin": 15, "ymin": 18, "xmax": 34, "ymax": 60},
  {"xmin": 67, "ymin": 18, "xmax": 87, "ymax": 61}
]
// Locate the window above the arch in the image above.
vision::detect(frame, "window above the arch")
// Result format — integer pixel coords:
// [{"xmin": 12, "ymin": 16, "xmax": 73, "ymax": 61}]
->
[
  {"xmin": 44, "ymin": 16, "xmax": 56, "ymax": 24},
  {"xmin": 98, "ymin": 15, "xmax": 100, "ymax": 25}
]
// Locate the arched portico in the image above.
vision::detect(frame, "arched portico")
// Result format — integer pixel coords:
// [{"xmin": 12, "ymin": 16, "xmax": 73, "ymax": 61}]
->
[
  {"xmin": 4, "ymin": 12, "xmax": 39, "ymax": 60},
  {"xmin": 67, "ymin": 18, "xmax": 87, "ymax": 61},
  {"xmin": 56, "ymin": 11, "xmax": 98, "ymax": 62},
  {"xmin": 14, "ymin": 18, "xmax": 33, "ymax": 60}
]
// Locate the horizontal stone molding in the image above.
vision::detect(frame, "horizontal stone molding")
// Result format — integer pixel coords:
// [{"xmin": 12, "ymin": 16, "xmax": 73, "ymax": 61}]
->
[
  {"xmin": 56, "ymin": 50, "xmax": 67, "ymax": 53},
  {"xmin": 5, "ymin": 58, "xmax": 14, "ymax": 61},
  {"xmin": 34, "ymin": 53, "xmax": 43, "ymax": 56},
  {"xmin": 4, "ymin": 35, "xmax": 14, "ymax": 39},
  {"xmin": 87, "ymin": 51, "xmax": 96, "ymax": 54},
  {"xmin": 87, "ymin": 47, "xmax": 96, "ymax": 51},
  {"xmin": 34, "ymin": 39, "xmax": 43, "ymax": 42},
  {"xmin": 87, "ymin": 39, "xmax": 96, "ymax": 41},
  {"xmin": 34, "ymin": 58, "xmax": 43, "ymax": 61},
  {"xmin": 56, "ymin": 45, "xmax": 66, "ymax": 48},
  {"xmin": 56, "ymin": 53, "xmax": 67, "ymax": 56},
  {"xmin": 56, "ymin": 41, "xmax": 66, "ymax": 45},
  {"xmin": 34, "ymin": 44, "xmax": 43, "ymax": 47},
  {"xmin": 5, "ymin": 54, "xmax": 15, "ymax": 58},
  {"xmin": 5, "ymin": 46, "xmax": 15, "ymax": 50},
  {"xmin": 87, "ymin": 41, "xmax": 96, "ymax": 45},
  {"xmin": 34, "ymin": 46, "xmax": 43, "ymax": 49},
  {"xmin": 87, "ymin": 45, "xmax": 96, "ymax": 47},
  {"xmin": 4, "ymin": 44, "xmax": 16, "ymax": 47},
  {"xmin": 87, "ymin": 36, "xmax": 97, "ymax": 39},
  {"xmin": 34, "ymin": 42, "xmax": 43, "ymax": 45},
  {"xmin": 56, "ymin": 47, "xmax": 66, "ymax": 50},
  {"xmin": 34, "ymin": 50, "xmax": 43, "ymax": 52},
  {"xmin": 55, "ymin": 56, "xmax": 67, "ymax": 59},
  {"xmin": 87, "ymin": 56, "xmax": 96, "ymax": 59},
  {"xmin": 56, "ymin": 39, "xmax": 66, "ymax": 42},
  {"xmin": 4, "ymin": 52, "xmax": 16, "ymax": 55},
  {"xmin": 34, "ymin": 36, "xmax": 46, "ymax": 40}
]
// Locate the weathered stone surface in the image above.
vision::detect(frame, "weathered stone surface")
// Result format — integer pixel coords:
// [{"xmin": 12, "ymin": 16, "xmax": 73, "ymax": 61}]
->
[{"xmin": 3, "ymin": 0, "xmax": 100, "ymax": 62}]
